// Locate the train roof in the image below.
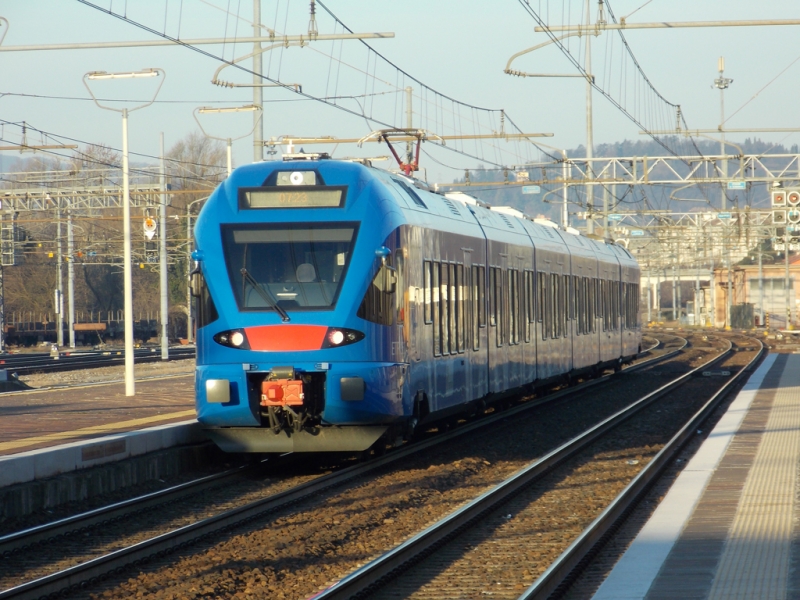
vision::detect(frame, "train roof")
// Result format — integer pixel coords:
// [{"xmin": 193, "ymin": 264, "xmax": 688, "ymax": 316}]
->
[{"xmin": 228, "ymin": 156, "xmax": 635, "ymax": 260}]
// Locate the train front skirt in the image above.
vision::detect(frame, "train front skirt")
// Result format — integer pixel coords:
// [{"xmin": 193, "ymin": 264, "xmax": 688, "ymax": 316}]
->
[{"xmin": 203, "ymin": 424, "xmax": 388, "ymax": 453}]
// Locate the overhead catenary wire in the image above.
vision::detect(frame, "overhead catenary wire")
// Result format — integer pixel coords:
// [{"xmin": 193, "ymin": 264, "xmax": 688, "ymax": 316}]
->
[{"xmin": 73, "ymin": 0, "xmax": 541, "ymax": 171}]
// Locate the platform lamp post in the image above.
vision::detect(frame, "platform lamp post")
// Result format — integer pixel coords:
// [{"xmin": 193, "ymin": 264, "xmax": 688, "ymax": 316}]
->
[
  {"xmin": 193, "ymin": 104, "xmax": 262, "ymax": 176},
  {"xmin": 84, "ymin": 68, "xmax": 165, "ymax": 397}
]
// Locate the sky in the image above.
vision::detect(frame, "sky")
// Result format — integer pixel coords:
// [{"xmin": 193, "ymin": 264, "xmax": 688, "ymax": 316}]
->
[{"xmin": 1, "ymin": 1, "xmax": 799, "ymax": 184}]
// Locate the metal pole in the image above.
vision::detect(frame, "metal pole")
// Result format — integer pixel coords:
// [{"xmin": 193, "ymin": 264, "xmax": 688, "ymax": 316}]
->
[
  {"xmin": 726, "ymin": 254, "xmax": 732, "ymax": 330},
  {"xmin": 646, "ymin": 268, "xmax": 651, "ymax": 323},
  {"xmin": 584, "ymin": 0, "xmax": 594, "ymax": 235},
  {"xmin": 672, "ymin": 264, "xmax": 677, "ymax": 321},
  {"xmin": 718, "ymin": 57, "xmax": 728, "ymax": 212},
  {"xmin": 56, "ymin": 206, "xmax": 63, "ymax": 347},
  {"xmin": 676, "ymin": 243, "xmax": 682, "ymax": 320},
  {"xmin": 122, "ymin": 108, "xmax": 135, "ymax": 396},
  {"xmin": 786, "ymin": 232, "xmax": 792, "ymax": 330},
  {"xmin": 187, "ymin": 209, "xmax": 193, "ymax": 344},
  {"xmin": 602, "ymin": 185, "xmax": 609, "ymax": 237},
  {"xmin": 562, "ymin": 152, "xmax": 569, "ymax": 228},
  {"xmin": 655, "ymin": 268, "xmax": 661, "ymax": 319},
  {"xmin": 227, "ymin": 138, "xmax": 232, "ymax": 176},
  {"xmin": 710, "ymin": 260, "xmax": 716, "ymax": 327},
  {"xmin": 405, "ymin": 86, "xmax": 413, "ymax": 164},
  {"xmin": 253, "ymin": 0, "xmax": 263, "ymax": 163},
  {"xmin": 758, "ymin": 247, "xmax": 764, "ymax": 326},
  {"xmin": 0, "ymin": 261, "xmax": 4, "ymax": 354},
  {"xmin": 67, "ymin": 211, "xmax": 75, "ymax": 348},
  {"xmin": 159, "ymin": 133, "xmax": 169, "ymax": 360}
]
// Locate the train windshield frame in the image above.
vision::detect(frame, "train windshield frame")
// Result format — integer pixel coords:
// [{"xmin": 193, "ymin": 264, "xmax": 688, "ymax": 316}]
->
[{"xmin": 221, "ymin": 222, "xmax": 359, "ymax": 313}]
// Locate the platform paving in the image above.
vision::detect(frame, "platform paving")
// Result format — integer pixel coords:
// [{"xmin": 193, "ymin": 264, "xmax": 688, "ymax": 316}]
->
[
  {"xmin": 0, "ymin": 374, "xmax": 196, "ymax": 457},
  {"xmin": 593, "ymin": 353, "xmax": 800, "ymax": 599}
]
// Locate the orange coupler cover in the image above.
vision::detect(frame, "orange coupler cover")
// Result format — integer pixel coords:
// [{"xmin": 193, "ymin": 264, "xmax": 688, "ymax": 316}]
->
[{"xmin": 260, "ymin": 379, "xmax": 304, "ymax": 407}]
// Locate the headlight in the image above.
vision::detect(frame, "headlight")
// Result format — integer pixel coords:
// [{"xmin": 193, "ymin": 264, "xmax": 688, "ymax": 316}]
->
[
  {"xmin": 213, "ymin": 329, "xmax": 251, "ymax": 349},
  {"xmin": 321, "ymin": 327, "xmax": 364, "ymax": 349}
]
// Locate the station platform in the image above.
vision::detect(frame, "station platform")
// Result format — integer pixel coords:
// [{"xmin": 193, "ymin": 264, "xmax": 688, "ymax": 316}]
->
[
  {"xmin": 594, "ymin": 352, "xmax": 800, "ymax": 599},
  {"xmin": 0, "ymin": 374, "xmax": 203, "ymax": 488}
]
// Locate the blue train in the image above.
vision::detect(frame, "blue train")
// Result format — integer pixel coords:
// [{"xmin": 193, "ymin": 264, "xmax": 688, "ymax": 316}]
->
[{"xmin": 192, "ymin": 155, "xmax": 641, "ymax": 453}]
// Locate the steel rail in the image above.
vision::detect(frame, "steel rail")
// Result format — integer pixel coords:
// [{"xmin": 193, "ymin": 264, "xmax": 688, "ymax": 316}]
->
[
  {"xmin": 0, "ymin": 460, "xmax": 268, "ymax": 557},
  {"xmin": 2, "ymin": 347, "xmax": 195, "ymax": 377},
  {"xmin": 310, "ymin": 337, "xmax": 729, "ymax": 600},
  {"xmin": 0, "ymin": 336, "xmax": 686, "ymax": 600},
  {"xmin": 518, "ymin": 336, "xmax": 764, "ymax": 600}
]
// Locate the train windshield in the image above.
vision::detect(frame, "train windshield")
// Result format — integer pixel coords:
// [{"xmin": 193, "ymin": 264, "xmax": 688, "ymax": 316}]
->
[{"xmin": 222, "ymin": 223, "xmax": 358, "ymax": 312}]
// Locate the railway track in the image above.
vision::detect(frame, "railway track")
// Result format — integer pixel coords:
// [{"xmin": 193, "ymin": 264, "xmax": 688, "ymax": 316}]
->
[
  {"xmin": 0, "ymin": 346, "xmax": 195, "ymax": 377},
  {"xmin": 311, "ymin": 333, "xmax": 762, "ymax": 599},
  {"xmin": 0, "ymin": 333, "xmax": 707, "ymax": 600}
]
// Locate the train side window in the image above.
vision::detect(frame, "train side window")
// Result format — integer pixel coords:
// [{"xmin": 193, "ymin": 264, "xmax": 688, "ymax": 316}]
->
[
  {"xmin": 457, "ymin": 264, "xmax": 465, "ymax": 353},
  {"xmin": 520, "ymin": 269, "xmax": 528, "ymax": 343},
  {"xmin": 578, "ymin": 276, "xmax": 584, "ymax": 333},
  {"xmin": 550, "ymin": 273, "xmax": 562, "ymax": 338},
  {"xmin": 583, "ymin": 277, "xmax": 590, "ymax": 334},
  {"xmin": 539, "ymin": 272, "xmax": 547, "ymax": 340},
  {"xmin": 489, "ymin": 267, "xmax": 497, "ymax": 329},
  {"xmin": 588, "ymin": 278, "xmax": 595, "ymax": 333},
  {"xmin": 432, "ymin": 262, "xmax": 441, "ymax": 356},
  {"xmin": 423, "ymin": 261, "xmax": 433, "ymax": 324},
  {"xmin": 477, "ymin": 266, "xmax": 486, "ymax": 328},
  {"xmin": 524, "ymin": 270, "xmax": 533, "ymax": 343},
  {"xmin": 558, "ymin": 274, "xmax": 565, "ymax": 337},
  {"xmin": 465, "ymin": 265, "xmax": 472, "ymax": 351},
  {"xmin": 548, "ymin": 273, "xmax": 556, "ymax": 339},
  {"xmin": 396, "ymin": 253, "xmax": 405, "ymax": 325},
  {"xmin": 441, "ymin": 263, "xmax": 451, "ymax": 354},
  {"xmin": 448, "ymin": 263, "xmax": 457, "ymax": 354},
  {"xmin": 194, "ymin": 270, "xmax": 220, "ymax": 329},
  {"xmin": 568, "ymin": 275, "xmax": 575, "ymax": 322},
  {"xmin": 494, "ymin": 267, "xmax": 505, "ymax": 347},
  {"xmin": 510, "ymin": 269, "xmax": 517, "ymax": 345},
  {"xmin": 357, "ymin": 256, "xmax": 395, "ymax": 326},
  {"xmin": 473, "ymin": 265, "xmax": 484, "ymax": 350}
]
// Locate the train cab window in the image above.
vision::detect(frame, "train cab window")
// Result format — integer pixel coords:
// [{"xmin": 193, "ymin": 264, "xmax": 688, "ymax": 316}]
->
[
  {"xmin": 222, "ymin": 223, "xmax": 357, "ymax": 313},
  {"xmin": 423, "ymin": 261, "xmax": 433, "ymax": 324}
]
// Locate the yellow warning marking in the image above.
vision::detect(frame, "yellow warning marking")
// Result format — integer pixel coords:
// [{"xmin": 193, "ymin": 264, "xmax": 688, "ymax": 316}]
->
[{"xmin": 0, "ymin": 410, "xmax": 196, "ymax": 453}]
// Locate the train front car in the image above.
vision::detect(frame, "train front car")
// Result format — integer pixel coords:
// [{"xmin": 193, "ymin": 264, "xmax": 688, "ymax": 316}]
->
[{"xmin": 193, "ymin": 158, "xmax": 408, "ymax": 453}]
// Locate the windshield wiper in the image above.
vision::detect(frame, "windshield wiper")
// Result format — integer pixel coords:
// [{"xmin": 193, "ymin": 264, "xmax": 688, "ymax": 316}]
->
[{"xmin": 240, "ymin": 268, "xmax": 290, "ymax": 322}]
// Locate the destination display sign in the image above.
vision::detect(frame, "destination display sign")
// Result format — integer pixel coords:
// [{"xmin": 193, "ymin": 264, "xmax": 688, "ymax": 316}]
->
[{"xmin": 240, "ymin": 186, "xmax": 346, "ymax": 209}]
